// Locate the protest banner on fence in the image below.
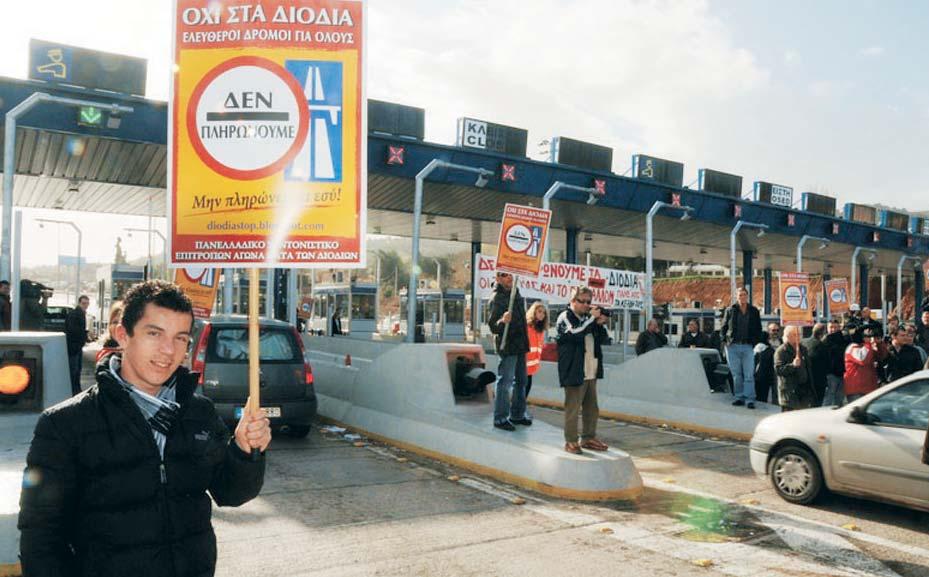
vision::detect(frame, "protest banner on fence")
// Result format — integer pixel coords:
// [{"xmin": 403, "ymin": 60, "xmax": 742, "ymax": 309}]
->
[{"xmin": 476, "ymin": 254, "xmax": 644, "ymax": 310}]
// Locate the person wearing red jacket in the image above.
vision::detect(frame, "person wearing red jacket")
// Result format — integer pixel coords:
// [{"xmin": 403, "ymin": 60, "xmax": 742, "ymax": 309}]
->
[{"xmin": 844, "ymin": 328, "xmax": 882, "ymax": 402}]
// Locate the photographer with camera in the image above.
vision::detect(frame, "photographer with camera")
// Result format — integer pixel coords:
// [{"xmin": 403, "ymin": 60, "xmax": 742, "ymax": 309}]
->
[
  {"xmin": 20, "ymin": 279, "xmax": 52, "ymax": 331},
  {"xmin": 556, "ymin": 287, "xmax": 610, "ymax": 455}
]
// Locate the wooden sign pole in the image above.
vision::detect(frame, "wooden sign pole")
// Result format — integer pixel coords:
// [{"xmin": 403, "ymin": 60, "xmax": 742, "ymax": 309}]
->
[{"xmin": 248, "ymin": 267, "xmax": 261, "ymax": 459}]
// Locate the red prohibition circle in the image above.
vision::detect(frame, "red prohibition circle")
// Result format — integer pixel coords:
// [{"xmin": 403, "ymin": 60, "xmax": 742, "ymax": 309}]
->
[
  {"xmin": 504, "ymin": 223, "xmax": 532, "ymax": 254},
  {"xmin": 186, "ymin": 56, "xmax": 310, "ymax": 181}
]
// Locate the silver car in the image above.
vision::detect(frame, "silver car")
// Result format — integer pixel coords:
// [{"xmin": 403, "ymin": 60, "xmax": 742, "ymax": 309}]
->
[{"xmin": 749, "ymin": 372, "xmax": 929, "ymax": 512}]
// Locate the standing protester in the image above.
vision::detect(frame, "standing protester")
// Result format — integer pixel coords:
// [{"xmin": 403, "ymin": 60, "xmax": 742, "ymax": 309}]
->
[
  {"xmin": 556, "ymin": 287, "xmax": 610, "ymax": 454},
  {"xmin": 823, "ymin": 318, "xmax": 848, "ymax": 406},
  {"xmin": 65, "ymin": 295, "xmax": 91, "ymax": 396},
  {"xmin": 525, "ymin": 301, "xmax": 549, "ymax": 410},
  {"xmin": 721, "ymin": 287, "xmax": 764, "ymax": 409},
  {"xmin": 915, "ymin": 310, "xmax": 929, "ymax": 351},
  {"xmin": 635, "ymin": 318, "xmax": 668, "ymax": 355},
  {"xmin": 753, "ymin": 322, "xmax": 781, "ymax": 405},
  {"xmin": 860, "ymin": 307, "xmax": 883, "ymax": 338},
  {"xmin": 330, "ymin": 307, "xmax": 343, "ymax": 336},
  {"xmin": 803, "ymin": 323, "xmax": 831, "ymax": 406},
  {"xmin": 0, "ymin": 280, "xmax": 10, "ymax": 330},
  {"xmin": 19, "ymin": 280, "xmax": 269, "ymax": 577},
  {"xmin": 882, "ymin": 326, "xmax": 923, "ymax": 383},
  {"xmin": 844, "ymin": 328, "xmax": 881, "ymax": 403},
  {"xmin": 679, "ymin": 319, "xmax": 710, "ymax": 348},
  {"xmin": 905, "ymin": 323, "xmax": 928, "ymax": 365},
  {"xmin": 487, "ymin": 271, "xmax": 530, "ymax": 431},
  {"xmin": 96, "ymin": 300, "xmax": 124, "ymax": 363},
  {"xmin": 774, "ymin": 325, "xmax": 816, "ymax": 412}
]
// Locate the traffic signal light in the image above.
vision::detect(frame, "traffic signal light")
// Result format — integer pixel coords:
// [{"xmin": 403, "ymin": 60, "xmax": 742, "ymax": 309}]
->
[{"xmin": 0, "ymin": 347, "xmax": 43, "ymax": 412}]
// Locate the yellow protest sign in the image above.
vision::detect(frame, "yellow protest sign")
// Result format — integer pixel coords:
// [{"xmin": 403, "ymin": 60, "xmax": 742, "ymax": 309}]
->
[
  {"xmin": 174, "ymin": 267, "xmax": 220, "ymax": 319},
  {"xmin": 779, "ymin": 272, "xmax": 813, "ymax": 327},
  {"xmin": 169, "ymin": 0, "xmax": 366, "ymax": 268},
  {"xmin": 494, "ymin": 204, "xmax": 551, "ymax": 277}
]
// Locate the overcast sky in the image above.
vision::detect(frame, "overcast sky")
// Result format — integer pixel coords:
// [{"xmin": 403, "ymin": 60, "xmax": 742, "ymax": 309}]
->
[{"xmin": 3, "ymin": 0, "xmax": 928, "ymax": 267}]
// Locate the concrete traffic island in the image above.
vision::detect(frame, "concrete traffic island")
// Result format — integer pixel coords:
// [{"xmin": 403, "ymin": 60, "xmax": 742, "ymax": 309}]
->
[
  {"xmin": 493, "ymin": 347, "xmax": 780, "ymax": 441},
  {"xmin": 305, "ymin": 336, "xmax": 643, "ymax": 501}
]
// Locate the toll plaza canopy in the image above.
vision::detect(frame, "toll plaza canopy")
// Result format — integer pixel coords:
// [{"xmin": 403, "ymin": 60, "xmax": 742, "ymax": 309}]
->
[{"xmin": 2, "ymin": 74, "xmax": 927, "ymax": 289}]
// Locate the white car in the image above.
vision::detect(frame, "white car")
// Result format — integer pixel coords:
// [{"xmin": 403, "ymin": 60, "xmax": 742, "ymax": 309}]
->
[{"xmin": 749, "ymin": 371, "xmax": 929, "ymax": 512}]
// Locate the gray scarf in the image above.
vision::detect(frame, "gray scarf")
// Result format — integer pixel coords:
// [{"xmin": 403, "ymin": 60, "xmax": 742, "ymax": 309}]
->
[{"xmin": 109, "ymin": 355, "xmax": 179, "ymax": 458}]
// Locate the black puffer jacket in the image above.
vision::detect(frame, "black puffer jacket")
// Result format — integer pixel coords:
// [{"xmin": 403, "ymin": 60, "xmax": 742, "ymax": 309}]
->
[
  {"xmin": 18, "ymin": 355, "xmax": 265, "ymax": 577},
  {"xmin": 487, "ymin": 284, "xmax": 529, "ymax": 356}
]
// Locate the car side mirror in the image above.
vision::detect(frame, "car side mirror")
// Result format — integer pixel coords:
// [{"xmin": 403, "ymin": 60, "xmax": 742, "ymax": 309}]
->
[{"xmin": 847, "ymin": 405, "xmax": 871, "ymax": 425}]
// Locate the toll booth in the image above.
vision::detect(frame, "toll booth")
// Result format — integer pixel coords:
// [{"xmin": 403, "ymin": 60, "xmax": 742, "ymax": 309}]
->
[
  {"xmin": 95, "ymin": 264, "xmax": 145, "ymax": 334},
  {"xmin": 400, "ymin": 288, "xmax": 467, "ymax": 341},
  {"xmin": 311, "ymin": 282, "xmax": 379, "ymax": 336}
]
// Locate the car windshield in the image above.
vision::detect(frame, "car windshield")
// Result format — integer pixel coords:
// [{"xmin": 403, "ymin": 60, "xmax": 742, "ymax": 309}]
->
[
  {"xmin": 866, "ymin": 379, "xmax": 929, "ymax": 429},
  {"xmin": 209, "ymin": 327, "xmax": 300, "ymax": 363}
]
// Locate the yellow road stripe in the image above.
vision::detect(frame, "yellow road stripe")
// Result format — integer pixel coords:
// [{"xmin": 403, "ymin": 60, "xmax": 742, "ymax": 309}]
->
[{"xmin": 528, "ymin": 398, "xmax": 752, "ymax": 442}]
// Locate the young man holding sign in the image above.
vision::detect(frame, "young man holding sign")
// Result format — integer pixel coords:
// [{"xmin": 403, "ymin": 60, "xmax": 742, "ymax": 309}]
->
[{"xmin": 19, "ymin": 281, "xmax": 270, "ymax": 577}]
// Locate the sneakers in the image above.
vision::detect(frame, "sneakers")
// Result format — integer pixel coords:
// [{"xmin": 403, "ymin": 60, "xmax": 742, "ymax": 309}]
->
[
  {"xmin": 510, "ymin": 418, "xmax": 533, "ymax": 426},
  {"xmin": 494, "ymin": 420, "xmax": 516, "ymax": 431},
  {"xmin": 732, "ymin": 399, "xmax": 745, "ymax": 407}
]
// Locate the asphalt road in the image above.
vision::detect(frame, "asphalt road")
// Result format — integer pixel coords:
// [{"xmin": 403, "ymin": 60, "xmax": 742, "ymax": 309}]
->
[{"xmin": 210, "ymin": 406, "xmax": 929, "ymax": 577}]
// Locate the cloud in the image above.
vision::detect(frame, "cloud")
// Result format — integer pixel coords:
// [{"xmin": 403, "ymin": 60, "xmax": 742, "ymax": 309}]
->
[
  {"xmin": 859, "ymin": 45, "xmax": 885, "ymax": 57},
  {"xmin": 368, "ymin": 0, "xmax": 769, "ymax": 170}
]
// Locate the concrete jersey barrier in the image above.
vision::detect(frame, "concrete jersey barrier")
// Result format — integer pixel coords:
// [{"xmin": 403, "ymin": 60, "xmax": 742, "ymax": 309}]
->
[
  {"xmin": 305, "ymin": 336, "xmax": 643, "ymax": 501},
  {"xmin": 489, "ymin": 346, "xmax": 778, "ymax": 440}
]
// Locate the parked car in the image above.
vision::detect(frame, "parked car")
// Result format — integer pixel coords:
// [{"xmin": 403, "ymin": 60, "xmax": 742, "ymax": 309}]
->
[
  {"xmin": 750, "ymin": 372, "xmax": 929, "ymax": 512},
  {"xmin": 188, "ymin": 315, "xmax": 317, "ymax": 438},
  {"xmin": 43, "ymin": 305, "xmax": 72, "ymax": 332}
]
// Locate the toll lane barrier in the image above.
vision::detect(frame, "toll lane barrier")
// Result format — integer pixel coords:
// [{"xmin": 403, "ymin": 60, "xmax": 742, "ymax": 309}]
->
[
  {"xmin": 491, "ymin": 347, "xmax": 779, "ymax": 441},
  {"xmin": 305, "ymin": 336, "xmax": 643, "ymax": 501},
  {"xmin": 0, "ymin": 333, "xmax": 71, "ymax": 575}
]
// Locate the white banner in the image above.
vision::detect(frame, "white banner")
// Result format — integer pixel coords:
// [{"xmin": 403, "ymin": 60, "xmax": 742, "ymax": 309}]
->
[{"xmin": 475, "ymin": 253, "xmax": 644, "ymax": 310}]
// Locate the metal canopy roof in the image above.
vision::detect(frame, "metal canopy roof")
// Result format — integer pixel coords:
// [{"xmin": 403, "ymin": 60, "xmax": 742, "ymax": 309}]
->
[{"xmin": 1, "ymin": 75, "xmax": 926, "ymax": 280}]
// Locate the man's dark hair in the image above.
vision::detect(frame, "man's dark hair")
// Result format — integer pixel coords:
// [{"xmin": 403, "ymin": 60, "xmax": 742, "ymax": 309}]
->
[
  {"xmin": 812, "ymin": 323, "xmax": 827, "ymax": 339},
  {"xmin": 78, "ymin": 294, "xmax": 89, "ymax": 303},
  {"xmin": 121, "ymin": 280, "xmax": 193, "ymax": 336},
  {"xmin": 0, "ymin": 280, "xmax": 8, "ymax": 287}
]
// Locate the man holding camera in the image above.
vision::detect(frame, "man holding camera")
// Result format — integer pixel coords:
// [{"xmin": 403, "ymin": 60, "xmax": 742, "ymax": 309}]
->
[
  {"xmin": 556, "ymin": 287, "xmax": 610, "ymax": 454},
  {"xmin": 20, "ymin": 279, "xmax": 51, "ymax": 331}
]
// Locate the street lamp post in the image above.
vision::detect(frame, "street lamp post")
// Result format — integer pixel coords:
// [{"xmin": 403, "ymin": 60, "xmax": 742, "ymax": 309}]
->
[
  {"xmin": 796, "ymin": 235, "xmax": 830, "ymax": 273},
  {"xmin": 542, "ymin": 181, "xmax": 599, "ymax": 264},
  {"xmin": 644, "ymin": 201, "xmax": 694, "ymax": 320},
  {"xmin": 729, "ymin": 221, "xmax": 768, "ymax": 304},
  {"xmin": 407, "ymin": 159, "xmax": 493, "ymax": 343},
  {"xmin": 896, "ymin": 255, "xmax": 922, "ymax": 320},
  {"xmin": 3, "ymin": 93, "xmax": 133, "ymax": 283},
  {"xmin": 433, "ymin": 258, "xmax": 443, "ymax": 340},
  {"xmin": 850, "ymin": 246, "xmax": 878, "ymax": 307},
  {"xmin": 37, "ymin": 218, "xmax": 82, "ymax": 303}
]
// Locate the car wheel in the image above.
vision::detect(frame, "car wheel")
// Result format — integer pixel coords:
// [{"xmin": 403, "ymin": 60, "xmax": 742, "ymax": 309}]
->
[
  {"xmin": 286, "ymin": 425, "xmax": 311, "ymax": 439},
  {"xmin": 769, "ymin": 445, "xmax": 824, "ymax": 505}
]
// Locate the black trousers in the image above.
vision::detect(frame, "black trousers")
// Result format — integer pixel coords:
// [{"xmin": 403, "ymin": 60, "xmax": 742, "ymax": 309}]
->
[{"xmin": 68, "ymin": 351, "xmax": 82, "ymax": 395}]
